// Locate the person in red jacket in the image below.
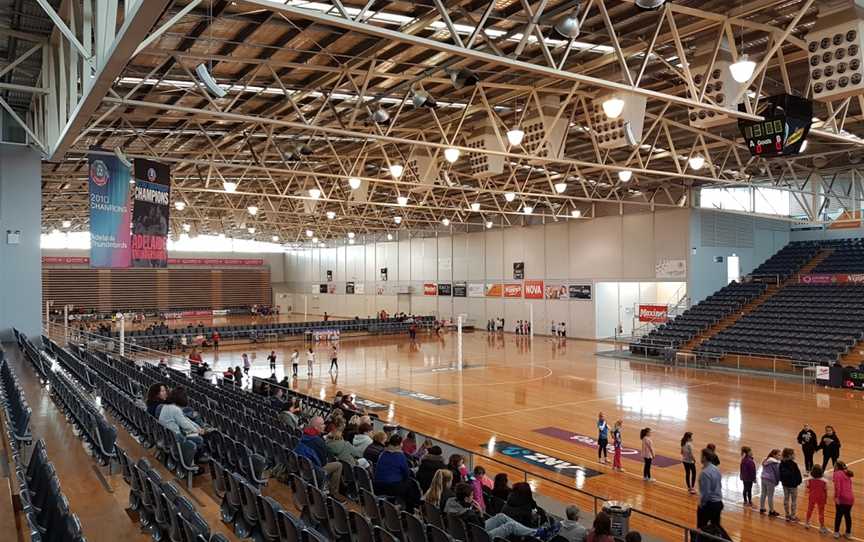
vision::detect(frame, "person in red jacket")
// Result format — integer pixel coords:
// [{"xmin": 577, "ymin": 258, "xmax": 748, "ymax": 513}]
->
[
  {"xmin": 211, "ymin": 330, "xmax": 221, "ymax": 350},
  {"xmin": 833, "ymin": 460, "xmax": 855, "ymax": 538}
]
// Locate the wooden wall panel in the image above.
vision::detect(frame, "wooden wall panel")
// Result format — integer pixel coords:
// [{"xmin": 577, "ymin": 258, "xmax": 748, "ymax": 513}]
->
[{"xmin": 42, "ymin": 267, "xmax": 272, "ymax": 312}]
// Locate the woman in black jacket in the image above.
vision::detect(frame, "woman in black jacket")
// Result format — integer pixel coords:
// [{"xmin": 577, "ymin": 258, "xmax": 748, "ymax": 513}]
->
[
  {"xmin": 502, "ymin": 482, "xmax": 547, "ymax": 528},
  {"xmin": 779, "ymin": 448, "xmax": 803, "ymax": 522},
  {"xmin": 416, "ymin": 446, "xmax": 446, "ymax": 491},
  {"xmin": 797, "ymin": 424, "xmax": 818, "ymax": 472},
  {"xmin": 819, "ymin": 425, "xmax": 841, "ymax": 470}
]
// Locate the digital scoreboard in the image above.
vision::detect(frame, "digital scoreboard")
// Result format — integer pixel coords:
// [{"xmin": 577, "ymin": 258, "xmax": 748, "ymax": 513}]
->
[{"xmin": 738, "ymin": 94, "xmax": 813, "ymax": 157}]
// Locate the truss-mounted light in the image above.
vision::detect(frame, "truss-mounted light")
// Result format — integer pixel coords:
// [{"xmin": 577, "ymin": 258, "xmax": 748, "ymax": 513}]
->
[
  {"xmin": 618, "ymin": 170, "xmax": 633, "ymax": 183},
  {"xmin": 571, "ymin": 209, "xmax": 582, "ymax": 218},
  {"xmin": 223, "ymin": 181, "xmax": 237, "ymax": 193},
  {"xmin": 442, "ymin": 218, "xmax": 450, "ymax": 226},
  {"xmin": 602, "ymin": 96, "xmax": 626, "ymax": 119},
  {"xmin": 387, "ymin": 233, "xmax": 394, "ymax": 241},
  {"xmin": 372, "ymin": 107, "xmax": 390, "ymax": 124},
  {"xmin": 348, "ymin": 177, "xmax": 362, "ymax": 190},
  {"xmin": 247, "ymin": 205, "xmax": 258, "ymax": 216},
  {"xmin": 62, "ymin": 220, "xmax": 72, "ymax": 228},
  {"xmin": 635, "ymin": 0, "xmax": 666, "ymax": 10},
  {"xmin": 554, "ymin": 182, "xmax": 568, "ymax": 194},
  {"xmin": 312, "ymin": 236, "xmax": 319, "ymax": 243},
  {"xmin": 504, "ymin": 192, "xmax": 516, "ymax": 202},
  {"xmin": 394, "ymin": 216, "xmax": 403, "ymax": 224},
  {"xmin": 397, "ymin": 196, "xmax": 409, "ymax": 206},
  {"xmin": 485, "ymin": 221, "xmax": 493, "ymax": 229},
  {"xmin": 554, "ymin": 6, "xmax": 581, "ymax": 39},
  {"xmin": 444, "ymin": 147, "xmax": 460, "ymax": 163},
  {"xmin": 412, "ymin": 89, "xmax": 437, "ymax": 109},
  {"xmin": 326, "ymin": 211, "xmax": 336, "ymax": 220},
  {"xmin": 506, "ymin": 128, "xmax": 525, "ymax": 147},
  {"xmin": 247, "ymin": 227, "xmax": 256, "ymax": 234},
  {"xmin": 181, "ymin": 223, "xmax": 191, "ymax": 232},
  {"xmin": 348, "ymin": 238, "xmax": 355, "ymax": 245},
  {"xmin": 448, "ymin": 68, "xmax": 479, "ymax": 89},
  {"xmin": 522, "ymin": 205, "xmax": 534, "ymax": 215},
  {"xmin": 272, "ymin": 235, "xmax": 279, "ymax": 242},
  {"xmin": 308, "ymin": 188, "xmax": 321, "ymax": 199},
  {"xmin": 347, "ymin": 232, "xmax": 355, "ymax": 239},
  {"xmin": 389, "ymin": 164, "xmax": 404, "ymax": 179},
  {"xmin": 688, "ymin": 154, "xmax": 706, "ymax": 171},
  {"xmin": 306, "ymin": 229, "xmax": 314, "ymax": 237},
  {"xmin": 195, "ymin": 63, "xmax": 227, "ymax": 97},
  {"xmin": 174, "ymin": 201, "xmax": 186, "ymax": 211},
  {"xmin": 470, "ymin": 202, "xmax": 481, "ymax": 212},
  {"xmin": 729, "ymin": 55, "xmax": 757, "ymax": 84}
]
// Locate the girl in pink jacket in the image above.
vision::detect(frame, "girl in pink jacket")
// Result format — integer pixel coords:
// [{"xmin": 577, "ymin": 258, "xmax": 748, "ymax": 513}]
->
[{"xmin": 833, "ymin": 461, "xmax": 854, "ymax": 538}]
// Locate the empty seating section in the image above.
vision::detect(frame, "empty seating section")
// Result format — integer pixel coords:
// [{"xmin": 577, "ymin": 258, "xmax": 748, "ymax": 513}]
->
[
  {"xmin": 812, "ymin": 238, "xmax": 864, "ymax": 273},
  {"xmin": 631, "ymin": 282, "xmax": 766, "ymax": 353},
  {"xmin": 102, "ymin": 316, "xmax": 435, "ymax": 349},
  {"xmin": 750, "ymin": 241, "xmax": 821, "ymax": 280},
  {"xmin": 1, "ymin": 348, "xmax": 32, "ymax": 446},
  {"xmin": 697, "ymin": 284, "xmax": 864, "ymax": 364}
]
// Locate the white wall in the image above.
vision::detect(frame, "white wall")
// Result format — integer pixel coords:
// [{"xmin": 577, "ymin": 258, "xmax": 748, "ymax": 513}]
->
[{"xmin": 284, "ymin": 209, "xmax": 691, "ymax": 339}]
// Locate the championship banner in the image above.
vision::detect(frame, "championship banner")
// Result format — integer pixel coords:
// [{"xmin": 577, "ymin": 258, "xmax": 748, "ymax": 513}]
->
[
  {"xmin": 467, "ymin": 283, "xmax": 485, "ymax": 297},
  {"xmin": 545, "ymin": 283, "xmax": 568, "ymax": 299},
  {"xmin": 638, "ymin": 304, "xmax": 668, "ymax": 323},
  {"xmin": 524, "ymin": 279, "xmax": 544, "ymax": 299},
  {"xmin": 89, "ymin": 153, "xmax": 131, "ymax": 268},
  {"xmin": 503, "ymin": 283, "xmax": 523, "ymax": 298},
  {"xmin": 485, "ymin": 283, "xmax": 503, "ymax": 297},
  {"xmin": 131, "ymin": 159, "xmax": 170, "ymax": 267}
]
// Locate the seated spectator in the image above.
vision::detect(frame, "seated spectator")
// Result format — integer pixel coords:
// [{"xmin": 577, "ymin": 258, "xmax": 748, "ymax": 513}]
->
[
  {"xmin": 157, "ymin": 358, "xmax": 168, "ymax": 371},
  {"xmin": 146, "ymin": 383, "xmax": 168, "ymax": 417},
  {"xmin": 417, "ymin": 445, "xmax": 447, "ymax": 491},
  {"xmin": 279, "ymin": 375, "xmax": 291, "ymax": 388},
  {"xmin": 332, "ymin": 391, "xmax": 344, "ymax": 407},
  {"xmin": 278, "ymin": 398, "xmax": 302, "ymax": 430},
  {"xmin": 188, "ymin": 348, "xmax": 203, "ymax": 365},
  {"xmin": 363, "ymin": 431, "xmax": 387, "ymax": 464},
  {"xmin": 340, "ymin": 394, "xmax": 364, "ymax": 414},
  {"xmin": 267, "ymin": 373, "xmax": 278, "ymax": 384},
  {"xmin": 271, "ymin": 388, "xmax": 286, "ymax": 408},
  {"xmin": 233, "ymin": 366, "xmax": 243, "ymax": 387},
  {"xmin": 444, "ymin": 483, "xmax": 560, "ymax": 541},
  {"xmin": 402, "ymin": 431, "xmax": 418, "ymax": 456},
  {"xmin": 374, "ymin": 434, "xmax": 421, "ymax": 512},
  {"xmin": 586, "ymin": 512, "xmax": 613, "ymax": 542},
  {"xmin": 352, "ymin": 422, "xmax": 374, "ymax": 453},
  {"xmin": 423, "ymin": 469, "xmax": 454, "ymax": 511},
  {"xmin": 294, "ymin": 416, "xmax": 345, "ymax": 500},
  {"xmin": 447, "ymin": 453, "xmax": 468, "ymax": 485},
  {"xmin": 560, "ymin": 505, "xmax": 588, "ymax": 542},
  {"xmin": 158, "ymin": 387, "xmax": 209, "ymax": 461},
  {"xmin": 503, "ymin": 481, "xmax": 547, "ymax": 528},
  {"xmin": 326, "ymin": 429, "xmax": 369, "ymax": 468}
]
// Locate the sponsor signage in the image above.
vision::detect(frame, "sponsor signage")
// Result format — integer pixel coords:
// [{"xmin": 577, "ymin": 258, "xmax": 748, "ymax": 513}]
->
[
  {"xmin": 545, "ymin": 283, "xmax": 568, "ymax": 299},
  {"xmin": 816, "ymin": 366, "xmax": 830, "ymax": 381},
  {"xmin": 487, "ymin": 440, "xmax": 602, "ymax": 480},
  {"xmin": 524, "ymin": 279, "xmax": 544, "ymax": 299},
  {"xmin": 503, "ymin": 283, "xmax": 523, "ymax": 298},
  {"xmin": 89, "ymin": 153, "xmax": 132, "ymax": 268},
  {"xmin": 346, "ymin": 282, "xmax": 355, "ymax": 294},
  {"xmin": 485, "ymin": 283, "xmax": 503, "ymax": 297},
  {"xmin": 453, "ymin": 283, "xmax": 467, "ymax": 297},
  {"xmin": 569, "ymin": 284, "xmax": 592, "ymax": 300},
  {"xmin": 319, "ymin": 284, "xmax": 328, "ymax": 294},
  {"xmin": 167, "ymin": 258, "xmax": 264, "ymax": 266},
  {"xmin": 534, "ymin": 427, "xmax": 680, "ymax": 468},
  {"xmin": 328, "ymin": 284, "xmax": 336, "ymax": 294},
  {"xmin": 638, "ymin": 304, "xmax": 668, "ymax": 323},
  {"xmin": 513, "ymin": 262, "xmax": 524, "ymax": 280},
  {"xmin": 212, "ymin": 309, "xmax": 229, "ymax": 316},
  {"xmin": 424, "ymin": 283, "xmax": 438, "ymax": 296},
  {"xmin": 438, "ymin": 283, "xmax": 452, "ymax": 296},
  {"xmin": 467, "ymin": 283, "xmax": 485, "ymax": 297},
  {"xmin": 355, "ymin": 283, "xmax": 365, "ymax": 295},
  {"xmin": 131, "ymin": 159, "xmax": 170, "ymax": 268},
  {"xmin": 380, "ymin": 267, "xmax": 388, "ymax": 281},
  {"xmin": 42, "ymin": 256, "xmax": 90, "ymax": 265},
  {"xmin": 327, "ymin": 270, "xmax": 333, "ymax": 282},
  {"xmin": 800, "ymin": 274, "xmax": 864, "ymax": 284},
  {"xmin": 382, "ymin": 387, "xmax": 456, "ymax": 405}
]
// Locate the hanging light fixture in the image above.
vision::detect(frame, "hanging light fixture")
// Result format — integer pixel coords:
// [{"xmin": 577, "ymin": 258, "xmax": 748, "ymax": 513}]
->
[
  {"xmin": 348, "ymin": 177, "xmax": 362, "ymax": 190},
  {"xmin": 397, "ymin": 196, "xmax": 409, "ymax": 206},
  {"xmin": 504, "ymin": 192, "xmax": 516, "ymax": 202},
  {"xmin": 308, "ymin": 188, "xmax": 321, "ymax": 199},
  {"xmin": 182, "ymin": 223, "xmax": 191, "ymax": 232},
  {"xmin": 442, "ymin": 218, "xmax": 451, "ymax": 226},
  {"xmin": 412, "ymin": 89, "xmax": 437, "ymax": 109},
  {"xmin": 554, "ymin": 182, "xmax": 568, "ymax": 194},
  {"xmin": 507, "ymin": 128, "xmax": 525, "ymax": 147},
  {"xmin": 272, "ymin": 235, "xmax": 280, "ymax": 242},
  {"xmin": 394, "ymin": 216, "xmax": 403, "ymax": 224},
  {"xmin": 485, "ymin": 221, "xmax": 493, "ymax": 229},
  {"xmin": 347, "ymin": 232, "xmax": 355, "ymax": 239},
  {"xmin": 318, "ymin": 241, "xmax": 325, "ymax": 248},
  {"xmin": 635, "ymin": 0, "xmax": 666, "ymax": 10},
  {"xmin": 306, "ymin": 229, "xmax": 314, "ymax": 237},
  {"xmin": 247, "ymin": 205, "xmax": 258, "ymax": 216},
  {"xmin": 522, "ymin": 205, "xmax": 534, "ymax": 215},
  {"xmin": 571, "ymin": 209, "xmax": 582, "ymax": 218},
  {"xmin": 312, "ymin": 236, "xmax": 319, "ymax": 243},
  {"xmin": 387, "ymin": 233, "xmax": 394, "ymax": 241},
  {"xmin": 348, "ymin": 238, "xmax": 355, "ymax": 245},
  {"xmin": 174, "ymin": 201, "xmax": 187, "ymax": 211},
  {"xmin": 470, "ymin": 202, "xmax": 481, "ymax": 212},
  {"xmin": 223, "ymin": 181, "xmax": 237, "ymax": 193},
  {"xmin": 444, "ymin": 147, "xmax": 461, "ymax": 163},
  {"xmin": 618, "ymin": 170, "xmax": 633, "ymax": 183},
  {"xmin": 326, "ymin": 211, "xmax": 336, "ymax": 220},
  {"xmin": 602, "ymin": 96, "xmax": 626, "ymax": 119},
  {"xmin": 389, "ymin": 164, "xmax": 404, "ymax": 179},
  {"xmin": 554, "ymin": 6, "xmax": 581, "ymax": 39},
  {"xmin": 247, "ymin": 226, "xmax": 256, "ymax": 234},
  {"xmin": 372, "ymin": 107, "xmax": 390, "ymax": 124},
  {"xmin": 688, "ymin": 155, "xmax": 706, "ymax": 171},
  {"xmin": 729, "ymin": 54, "xmax": 756, "ymax": 83},
  {"xmin": 62, "ymin": 220, "xmax": 72, "ymax": 228}
]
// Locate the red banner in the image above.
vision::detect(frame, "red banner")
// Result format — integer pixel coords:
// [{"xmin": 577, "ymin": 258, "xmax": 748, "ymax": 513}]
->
[
  {"xmin": 423, "ymin": 283, "xmax": 438, "ymax": 296},
  {"xmin": 523, "ymin": 279, "xmax": 544, "ymax": 299},
  {"xmin": 503, "ymin": 283, "xmax": 523, "ymax": 298},
  {"xmin": 799, "ymin": 274, "xmax": 864, "ymax": 284},
  {"xmin": 638, "ymin": 304, "xmax": 668, "ymax": 323},
  {"xmin": 42, "ymin": 256, "xmax": 90, "ymax": 265},
  {"xmin": 43, "ymin": 256, "xmax": 265, "ymax": 267}
]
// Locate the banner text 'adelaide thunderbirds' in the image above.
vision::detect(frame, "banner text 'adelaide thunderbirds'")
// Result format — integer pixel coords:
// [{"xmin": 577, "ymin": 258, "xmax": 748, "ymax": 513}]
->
[
  {"xmin": 89, "ymin": 153, "xmax": 131, "ymax": 268},
  {"xmin": 132, "ymin": 159, "xmax": 171, "ymax": 268}
]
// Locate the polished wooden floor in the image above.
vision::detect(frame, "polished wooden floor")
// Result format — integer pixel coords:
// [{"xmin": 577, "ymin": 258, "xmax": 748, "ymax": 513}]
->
[{"xmin": 9, "ymin": 328, "xmax": 864, "ymax": 542}]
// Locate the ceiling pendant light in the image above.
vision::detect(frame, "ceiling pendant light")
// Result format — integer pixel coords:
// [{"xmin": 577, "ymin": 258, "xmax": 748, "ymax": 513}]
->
[
  {"xmin": 347, "ymin": 232, "xmax": 355, "ymax": 239},
  {"xmin": 306, "ymin": 229, "xmax": 314, "ymax": 237},
  {"xmin": 272, "ymin": 235, "xmax": 280, "ymax": 242},
  {"xmin": 506, "ymin": 128, "xmax": 525, "ymax": 147},
  {"xmin": 635, "ymin": 0, "xmax": 666, "ymax": 10},
  {"xmin": 602, "ymin": 96, "xmax": 626, "ymax": 119},
  {"xmin": 618, "ymin": 170, "xmax": 633, "ymax": 183},
  {"xmin": 389, "ymin": 164, "xmax": 404, "ymax": 179},
  {"xmin": 308, "ymin": 188, "xmax": 321, "ymax": 199},
  {"xmin": 62, "ymin": 220, "xmax": 72, "ymax": 228},
  {"xmin": 394, "ymin": 216, "xmax": 403, "ymax": 224},
  {"xmin": 174, "ymin": 201, "xmax": 186, "ymax": 211},
  {"xmin": 318, "ymin": 242, "xmax": 325, "ymax": 248},
  {"xmin": 470, "ymin": 202, "xmax": 481, "ymax": 212},
  {"xmin": 442, "ymin": 218, "xmax": 451, "ymax": 226},
  {"xmin": 348, "ymin": 238, "xmax": 355, "ymax": 245},
  {"xmin": 729, "ymin": 54, "xmax": 757, "ymax": 84},
  {"xmin": 223, "ymin": 181, "xmax": 237, "ymax": 193},
  {"xmin": 247, "ymin": 205, "xmax": 258, "ymax": 216},
  {"xmin": 312, "ymin": 236, "xmax": 319, "ymax": 243},
  {"xmin": 522, "ymin": 205, "xmax": 534, "ymax": 215},
  {"xmin": 412, "ymin": 89, "xmax": 437, "ymax": 109},
  {"xmin": 348, "ymin": 177, "xmax": 362, "ymax": 190},
  {"xmin": 444, "ymin": 147, "xmax": 460, "ymax": 163},
  {"xmin": 182, "ymin": 223, "xmax": 191, "ymax": 232},
  {"xmin": 554, "ymin": 182, "xmax": 568, "ymax": 194},
  {"xmin": 688, "ymin": 154, "xmax": 706, "ymax": 171},
  {"xmin": 485, "ymin": 221, "xmax": 493, "ymax": 229},
  {"xmin": 326, "ymin": 211, "xmax": 336, "ymax": 220},
  {"xmin": 247, "ymin": 226, "xmax": 256, "ymax": 234},
  {"xmin": 397, "ymin": 196, "xmax": 408, "ymax": 206},
  {"xmin": 554, "ymin": 10, "xmax": 581, "ymax": 39},
  {"xmin": 571, "ymin": 209, "xmax": 582, "ymax": 218},
  {"xmin": 504, "ymin": 192, "xmax": 516, "ymax": 202},
  {"xmin": 372, "ymin": 107, "xmax": 390, "ymax": 124},
  {"xmin": 387, "ymin": 233, "xmax": 394, "ymax": 241}
]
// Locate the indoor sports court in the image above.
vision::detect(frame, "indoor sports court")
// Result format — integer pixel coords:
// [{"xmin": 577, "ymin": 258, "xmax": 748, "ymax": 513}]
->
[{"xmin": 4, "ymin": 2, "xmax": 864, "ymax": 542}]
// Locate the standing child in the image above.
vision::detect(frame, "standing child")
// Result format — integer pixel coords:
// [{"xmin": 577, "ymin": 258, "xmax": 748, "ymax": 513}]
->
[
  {"xmin": 779, "ymin": 447, "xmax": 802, "ymax": 522},
  {"xmin": 681, "ymin": 432, "xmax": 696, "ymax": 495},
  {"xmin": 242, "ymin": 352, "xmax": 250, "ymax": 374},
  {"xmin": 267, "ymin": 350, "xmax": 277, "ymax": 371},
  {"xmin": 833, "ymin": 460, "xmax": 854, "ymax": 539},
  {"xmin": 805, "ymin": 464, "xmax": 828, "ymax": 533},
  {"xmin": 290, "ymin": 349, "xmax": 299, "ymax": 377},
  {"xmin": 306, "ymin": 347, "xmax": 315, "ymax": 376},
  {"xmin": 597, "ymin": 412, "xmax": 609, "ymax": 464},
  {"xmin": 329, "ymin": 345, "xmax": 338, "ymax": 373},
  {"xmin": 612, "ymin": 420, "xmax": 623, "ymax": 471},
  {"xmin": 740, "ymin": 447, "xmax": 757, "ymax": 508},
  {"xmin": 760, "ymin": 449, "xmax": 782, "ymax": 517},
  {"xmin": 640, "ymin": 428, "xmax": 654, "ymax": 481}
]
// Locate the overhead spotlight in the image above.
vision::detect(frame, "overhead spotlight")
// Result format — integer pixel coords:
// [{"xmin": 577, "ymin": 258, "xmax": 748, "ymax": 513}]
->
[
  {"xmin": 522, "ymin": 205, "xmax": 534, "ymax": 215},
  {"xmin": 247, "ymin": 205, "xmax": 258, "ymax": 216},
  {"xmin": 554, "ymin": 182, "xmax": 568, "ymax": 194},
  {"xmin": 113, "ymin": 147, "xmax": 132, "ymax": 169},
  {"xmin": 448, "ymin": 68, "xmax": 479, "ymax": 89},
  {"xmin": 223, "ymin": 181, "xmax": 237, "ymax": 193},
  {"xmin": 326, "ymin": 211, "xmax": 336, "ymax": 220},
  {"xmin": 62, "ymin": 220, "xmax": 72, "ymax": 228},
  {"xmin": 195, "ymin": 63, "xmax": 227, "ymax": 97},
  {"xmin": 635, "ymin": 0, "xmax": 666, "ymax": 10},
  {"xmin": 389, "ymin": 164, "xmax": 404, "ymax": 179},
  {"xmin": 174, "ymin": 201, "xmax": 187, "ymax": 211},
  {"xmin": 394, "ymin": 216, "xmax": 403, "ymax": 224},
  {"xmin": 318, "ymin": 242, "xmax": 326, "ymax": 248},
  {"xmin": 182, "ymin": 223, "xmax": 191, "ymax": 232},
  {"xmin": 442, "ymin": 218, "xmax": 451, "ymax": 226},
  {"xmin": 387, "ymin": 233, "xmax": 394, "ymax": 241},
  {"xmin": 485, "ymin": 221, "xmax": 493, "ymax": 229},
  {"xmin": 602, "ymin": 96, "xmax": 626, "ymax": 119},
  {"xmin": 348, "ymin": 238, "xmax": 355, "ymax": 245},
  {"xmin": 444, "ymin": 147, "xmax": 460, "ymax": 163},
  {"xmin": 504, "ymin": 192, "xmax": 516, "ymax": 202},
  {"xmin": 507, "ymin": 128, "xmax": 525, "ymax": 146},
  {"xmin": 348, "ymin": 177, "xmax": 362, "ymax": 190},
  {"xmin": 347, "ymin": 232, "xmax": 355, "ymax": 239},
  {"xmin": 308, "ymin": 188, "xmax": 321, "ymax": 199},
  {"xmin": 306, "ymin": 229, "xmax": 314, "ymax": 237},
  {"xmin": 272, "ymin": 235, "xmax": 280, "ymax": 242},
  {"xmin": 397, "ymin": 196, "xmax": 409, "ymax": 206},
  {"xmin": 729, "ymin": 54, "xmax": 757, "ymax": 84},
  {"xmin": 312, "ymin": 236, "xmax": 319, "ymax": 243},
  {"xmin": 554, "ymin": 9, "xmax": 581, "ymax": 39},
  {"xmin": 412, "ymin": 89, "xmax": 437, "ymax": 109},
  {"xmin": 571, "ymin": 209, "xmax": 582, "ymax": 218},
  {"xmin": 51, "ymin": 228, "xmax": 60, "ymax": 235},
  {"xmin": 688, "ymin": 154, "xmax": 706, "ymax": 171},
  {"xmin": 247, "ymin": 226, "xmax": 256, "ymax": 234},
  {"xmin": 800, "ymin": 139, "xmax": 809, "ymax": 153},
  {"xmin": 618, "ymin": 170, "xmax": 633, "ymax": 183},
  {"xmin": 470, "ymin": 202, "xmax": 481, "ymax": 212},
  {"xmin": 372, "ymin": 107, "xmax": 390, "ymax": 124}
]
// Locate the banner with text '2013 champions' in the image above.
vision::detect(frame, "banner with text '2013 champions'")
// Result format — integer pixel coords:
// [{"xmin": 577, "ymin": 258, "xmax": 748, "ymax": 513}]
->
[
  {"xmin": 89, "ymin": 153, "xmax": 131, "ymax": 268},
  {"xmin": 132, "ymin": 159, "xmax": 171, "ymax": 268}
]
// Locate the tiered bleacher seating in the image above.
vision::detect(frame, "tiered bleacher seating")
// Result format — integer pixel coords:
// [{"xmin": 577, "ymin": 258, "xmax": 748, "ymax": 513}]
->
[
  {"xmin": 812, "ymin": 238, "xmax": 864, "ymax": 274},
  {"xmin": 696, "ymin": 284, "xmax": 864, "ymax": 364},
  {"xmin": 750, "ymin": 240, "xmax": 822, "ymax": 280},
  {"xmin": 630, "ymin": 281, "xmax": 766, "ymax": 354},
  {"xmin": 1, "ymin": 349, "xmax": 32, "ymax": 446}
]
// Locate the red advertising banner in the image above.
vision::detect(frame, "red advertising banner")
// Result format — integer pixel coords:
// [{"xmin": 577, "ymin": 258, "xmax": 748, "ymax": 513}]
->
[
  {"xmin": 423, "ymin": 283, "xmax": 438, "ymax": 296},
  {"xmin": 43, "ymin": 256, "xmax": 264, "ymax": 266},
  {"xmin": 42, "ymin": 256, "xmax": 90, "ymax": 265},
  {"xmin": 799, "ymin": 274, "xmax": 864, "ymax": 284},
  {"xmin": 638, "ymin": 304, "xmax": 668, "ymax": 323},
  {"xmin": 503, "ymin": 283, "xmax": 523, "ymax": 298},
  {"xmin": 523, "ymin": 279, "xmax": 544, "ymax": 299},
  {"xmin": 485, "ymin": 283, "xmax": 502, "ymax": 297}
]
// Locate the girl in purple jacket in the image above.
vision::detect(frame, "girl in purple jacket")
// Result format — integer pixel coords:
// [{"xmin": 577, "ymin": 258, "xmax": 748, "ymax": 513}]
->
[
  {"xmin": 740, "ymin": 446, "xmax": 757, "ymax": 507},
  {"xmin": 760, "ymin": 449, "xmax": 782, "ymax": 517}
]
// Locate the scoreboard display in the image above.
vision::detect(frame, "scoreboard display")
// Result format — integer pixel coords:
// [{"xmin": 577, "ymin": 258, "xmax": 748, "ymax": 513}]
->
[{"xmin": 738, "ymin": 94, "xmax": 813, "ymax": 157}]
